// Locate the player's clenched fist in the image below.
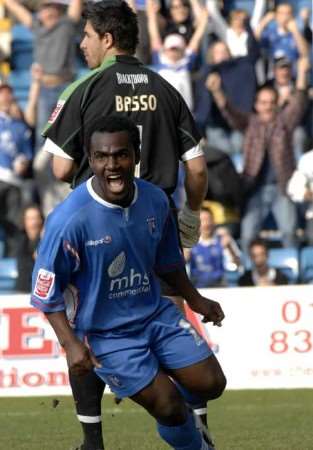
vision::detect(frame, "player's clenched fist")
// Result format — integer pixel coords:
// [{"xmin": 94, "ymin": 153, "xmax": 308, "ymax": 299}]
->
[{"xmin": 188, "ymin": 296, "xmax": 225, "ymax": 326}]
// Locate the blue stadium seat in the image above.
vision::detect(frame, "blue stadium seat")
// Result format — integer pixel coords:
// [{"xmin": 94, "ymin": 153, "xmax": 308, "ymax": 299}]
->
[
  {"xmin": 11, "ymin": 24, "xmax": 33, "ymax": 71},
  {"xmin": 8, "ymin": 70, "xmax": 31, "ymax": 106},
  {"xmin": 299, "ymin": 246, "xmax": 313, "ymax": 284},
  {"xmin": 224, "ymin": 266, "xmax": 241, "ymax": 287},
  {"xmin": 268, "ymin": 247, "xmax": 299, "ymax": 284},
  {"xmin": 0, "ymin": 258, "xmax": 17, "ymax": 292}
]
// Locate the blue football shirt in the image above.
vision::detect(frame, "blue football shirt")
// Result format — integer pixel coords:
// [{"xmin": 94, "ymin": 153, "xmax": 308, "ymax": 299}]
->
[{"xmin": 31, "ymin": 178, "xmax": 184, "ymax": 333}]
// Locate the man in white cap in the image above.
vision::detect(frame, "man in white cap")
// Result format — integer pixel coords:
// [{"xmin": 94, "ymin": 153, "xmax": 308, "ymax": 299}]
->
[{"xmin": 147, "ymin": 0, "xmax": 208, "ymax": 111}]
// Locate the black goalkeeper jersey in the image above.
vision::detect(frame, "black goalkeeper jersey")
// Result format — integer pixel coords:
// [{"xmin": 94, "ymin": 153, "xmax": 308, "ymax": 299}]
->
[{"xmin": 43, "ymin": 55, "xmax": 201, "ymax": 193}]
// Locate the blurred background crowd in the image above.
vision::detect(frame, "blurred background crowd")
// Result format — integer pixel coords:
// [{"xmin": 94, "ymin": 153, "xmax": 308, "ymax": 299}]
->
[{"xmin": 0, "ymin": 0, "xmax": 312, "ymax": 292}]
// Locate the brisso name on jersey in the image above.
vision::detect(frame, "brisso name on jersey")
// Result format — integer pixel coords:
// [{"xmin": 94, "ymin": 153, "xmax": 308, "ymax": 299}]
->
[{"xmin": 107, "ymin": 251, "xmax": 151, "ymax": 300}]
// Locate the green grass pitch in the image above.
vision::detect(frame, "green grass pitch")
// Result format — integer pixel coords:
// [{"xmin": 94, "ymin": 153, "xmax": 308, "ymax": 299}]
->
[{"xmin": 1, "ymin": 390, "xmax": 313, "ymax": 450}]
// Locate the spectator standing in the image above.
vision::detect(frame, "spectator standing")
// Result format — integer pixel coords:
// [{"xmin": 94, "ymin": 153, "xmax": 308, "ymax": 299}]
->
[
  {"xmin": 147, "ymin": 0, "xmax": 208, "ymax": 110},
  {"xmin": 15, "ymin": 204, "xmax": 43, "ymax": 292},
  {"xmin": 207, "ymin": 57, "xmax": 309, "ymax": 253},
  {"xmin": 288, "ymin": 148, "xmax": 313, "ymax": 246},
  {"xmin": 255, "ymin": 3, "xmax": 309, "ymax": 71},
  {"xmin": 239, "ymin": 238, "xmax": 289, "ymax": 286},
  {"xmin": 3, "ymin": 0, "xmax": 83, "ymax": 149},
  {"xmin": 0, "ymin": 84, "xmax": 33, "ymax": 256},
  {"xmin": 269, "ymin": 55, "xmax": 311, "ymax": 160},
  {"xmin": 162, "ymin": 0, "xmax": 203, "ymax": 44},
  {"xmin": 194, "ymin": 38, "xmax": 258, "ymax": 153},
  {"xmin": 206, "ymin": 0, "xmax": 265, "ymax": 58}
]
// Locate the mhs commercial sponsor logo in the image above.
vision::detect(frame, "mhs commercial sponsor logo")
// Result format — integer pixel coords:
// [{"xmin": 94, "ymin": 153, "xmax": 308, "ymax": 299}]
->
[{"xmin": 108, "ymin": 252, "xmax": 150, "ymax": 299}]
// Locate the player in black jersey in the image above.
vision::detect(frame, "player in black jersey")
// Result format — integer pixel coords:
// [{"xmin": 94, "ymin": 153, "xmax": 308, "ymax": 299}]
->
[{"xmin": 42, "ymin": 2, "xmax": 216, "ymax": 449}]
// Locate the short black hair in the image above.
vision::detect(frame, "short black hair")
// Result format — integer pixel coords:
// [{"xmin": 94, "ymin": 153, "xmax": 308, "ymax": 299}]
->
[
  {"xmin": 86, "ymin": 115, "xmax": 140, "ymax": 162},
  {"xmin": 83, "ymin": 0, "xmax": 139, "ymax": 55},
  {"xmin": 249, "ymin": 238, "xmax": 268, "ymax": 253}
]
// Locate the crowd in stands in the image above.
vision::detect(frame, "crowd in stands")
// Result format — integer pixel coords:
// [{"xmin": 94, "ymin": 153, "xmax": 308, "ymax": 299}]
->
[{"xmin": 0, "ymin": 0, "xmax": 312, "ymax": 292}]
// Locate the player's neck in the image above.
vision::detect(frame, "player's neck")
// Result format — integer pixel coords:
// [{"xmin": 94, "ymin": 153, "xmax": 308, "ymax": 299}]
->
[{"xmin": 103, "ymin": 48, "xmax": 133, "ymax": 60}]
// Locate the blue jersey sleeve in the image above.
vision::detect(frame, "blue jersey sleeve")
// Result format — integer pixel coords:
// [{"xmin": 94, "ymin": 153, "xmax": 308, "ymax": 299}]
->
[
  {"xmin": 154, "ymin": 209, "xmax": 185, "ymax": 274},
  {"xmin": 31, "ymin": 217, "xmax": 81, "ymax": 313},
  {"xmin": 18, "ymin": 123, "xmax": 33, "ymax": 161}
]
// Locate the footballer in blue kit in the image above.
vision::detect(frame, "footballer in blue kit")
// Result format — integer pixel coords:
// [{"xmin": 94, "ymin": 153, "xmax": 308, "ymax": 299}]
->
[{"xmin": 31, "ymin": 116, "xmax": 226, "ymax": 450}]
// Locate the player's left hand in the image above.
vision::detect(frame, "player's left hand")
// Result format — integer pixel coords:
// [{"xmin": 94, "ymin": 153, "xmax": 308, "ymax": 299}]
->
[{"xmin": 189, "ymin": 296, "xmax": 225, "ymax": 326}]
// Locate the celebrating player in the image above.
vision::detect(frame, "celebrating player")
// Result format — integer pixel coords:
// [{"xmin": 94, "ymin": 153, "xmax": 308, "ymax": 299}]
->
[
  {"xmin": 42, "ymin": 1, "xmax": 210, "ymax": 448},
  {"xmin": 31, "ymin": 116, "xmax": 226, "ymax": 450}
]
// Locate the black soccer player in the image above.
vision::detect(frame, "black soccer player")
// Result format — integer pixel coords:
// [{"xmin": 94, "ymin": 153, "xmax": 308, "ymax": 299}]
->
[{"xmin": 42, "ymin": 2, "xmax": 210, "ymax": 449}]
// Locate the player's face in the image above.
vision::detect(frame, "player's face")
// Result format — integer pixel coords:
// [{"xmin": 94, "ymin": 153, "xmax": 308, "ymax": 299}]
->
[
  {"xmin": 80, "ymin": 21, "xmax": 107, "ymax": 69},
  {"xmin": 89, "ymin": 130, "xmax": 136, "ymax": 207}
]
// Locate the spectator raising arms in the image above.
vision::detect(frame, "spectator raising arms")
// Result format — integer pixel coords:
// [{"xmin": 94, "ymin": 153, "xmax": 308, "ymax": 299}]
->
[
  {"xmin": 163, "ymin": 0, "xmax": 204, "ymax": 44},
  {"xmin": 3, "ymin": 0, "xmax": 83, "ymax": 149},
  {"xmin": 206, "ymin": 0, "xmax": 265, "ymax": 57},
  {"xmin": 255, "ymin": 3, "xmax": 309, "ymax": 69},
  {"xmin": 207, "ymin": 56, "xmax": 310, "ymax": 253},
  {"xmin": 147, "ymin": 0, "xmax": 208, "ymax": 111}
]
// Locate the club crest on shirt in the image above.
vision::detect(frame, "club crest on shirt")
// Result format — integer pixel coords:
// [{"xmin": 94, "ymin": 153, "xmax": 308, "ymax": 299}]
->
[
  {"xmin": 34, "ymin": 268, "xmax": 55, "ymax": 299},
  {"xmin": 48, "ymin": 99, "xmax": 65, "ymax": 124},
  {"xmin": 147, "ymin": 217, "xmax": 156, "ymax": 235}
]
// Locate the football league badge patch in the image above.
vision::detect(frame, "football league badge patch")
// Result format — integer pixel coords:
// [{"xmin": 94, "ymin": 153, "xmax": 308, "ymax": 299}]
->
[
  {"xmin": 34, "ymin": 268, "xmax": 55, "ymax": 299},
  {"xmin": 48, "ymin": 99, "xmax": 65, "ymax": 124}
]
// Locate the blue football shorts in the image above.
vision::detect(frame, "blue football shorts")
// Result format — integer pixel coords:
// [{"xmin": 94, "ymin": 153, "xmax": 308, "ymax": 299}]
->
[{"xmin": 88, "ymin": 299, "xmax": 212, "ymax": 398}]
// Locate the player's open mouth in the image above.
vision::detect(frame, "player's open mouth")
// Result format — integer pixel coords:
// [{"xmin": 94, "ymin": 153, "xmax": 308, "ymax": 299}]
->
[{"xmin": 107, "ymin": 174, "xmax": 125, "ymax": 193}]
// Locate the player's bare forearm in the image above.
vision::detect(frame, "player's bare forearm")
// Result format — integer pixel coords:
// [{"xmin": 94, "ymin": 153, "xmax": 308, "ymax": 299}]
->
[
  {"xmin": 184, "ymin": 155, "xmax": 208, "ymax": 210},
  {"xmin": 158, "ymin": 269, "xmax": 224, "ymax": 325},
  {"xmin": 45, "ymin": 310, "xmax": 79, "ymax": 348},
  {"xmin": 52, "ymin": 155, "xmax": 78, "ymax": 183}
]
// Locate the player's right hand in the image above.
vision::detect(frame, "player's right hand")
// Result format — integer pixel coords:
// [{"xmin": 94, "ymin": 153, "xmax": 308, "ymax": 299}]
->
[{"xmin": 65, "ymin": 339, "xmax": 101, "ymax": 376}]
